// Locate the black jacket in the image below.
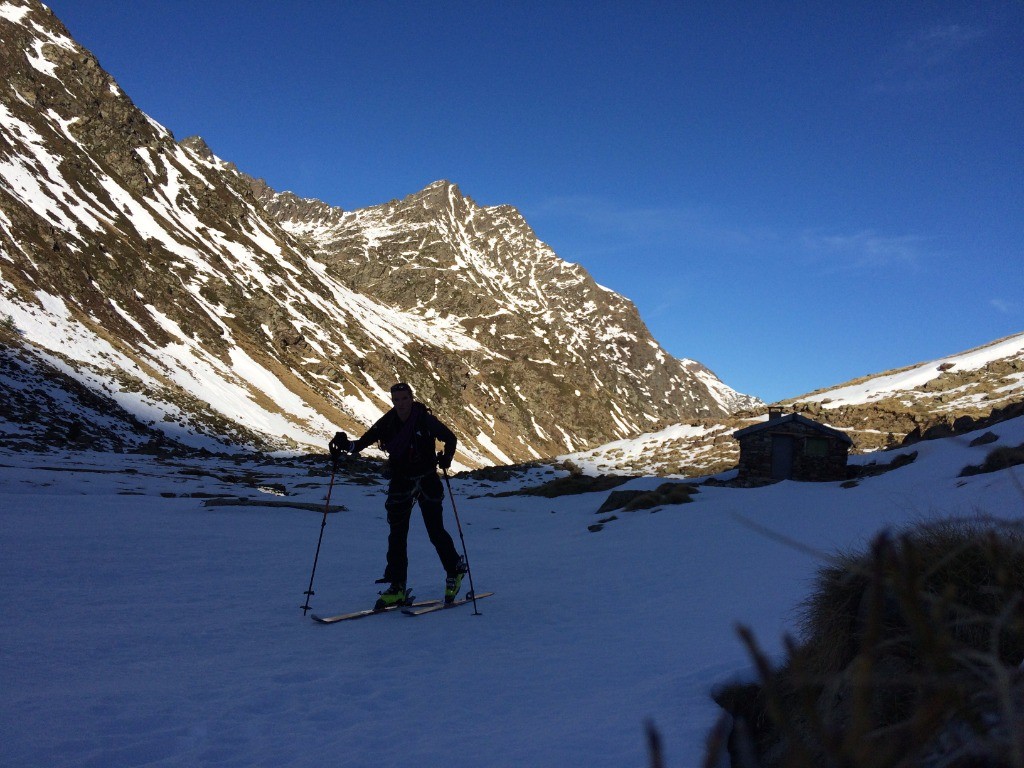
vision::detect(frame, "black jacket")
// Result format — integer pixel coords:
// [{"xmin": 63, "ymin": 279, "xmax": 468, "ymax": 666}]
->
[{"xmin": 351, "ymin": 402, "xmax": 457, "ymax": 477}]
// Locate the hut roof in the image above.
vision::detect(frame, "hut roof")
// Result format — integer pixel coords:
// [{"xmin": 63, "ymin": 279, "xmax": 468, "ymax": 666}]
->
[{"xmin": 733, "ymin": 413, "xmax": 853, "ymax": 445}]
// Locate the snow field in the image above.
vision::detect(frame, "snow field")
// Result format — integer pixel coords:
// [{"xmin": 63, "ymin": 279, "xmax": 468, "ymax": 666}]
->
[{"xmin": 2, "ymin": 416, "xmax": 1023, "ymax": 767}]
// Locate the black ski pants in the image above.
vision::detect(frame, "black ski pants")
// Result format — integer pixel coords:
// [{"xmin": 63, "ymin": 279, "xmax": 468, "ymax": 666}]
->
[{"xmin": 383, "ymin": 472, "xmax": 460, "ymax": 586}]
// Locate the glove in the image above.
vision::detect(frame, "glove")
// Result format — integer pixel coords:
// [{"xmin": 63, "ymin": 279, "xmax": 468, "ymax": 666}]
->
[
  {"xmin": 436, "ymin": 451, "xmax": 452, "ymax": 470},
  {"xmin": 328, "ymin": 431, "xmax": 349, "ymax": 462}
]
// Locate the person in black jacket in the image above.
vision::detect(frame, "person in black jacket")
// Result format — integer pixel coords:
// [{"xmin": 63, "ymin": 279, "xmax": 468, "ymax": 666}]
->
[{"xmin": 329, "ymin": 382, "xmax": 466, "ymax": 608}]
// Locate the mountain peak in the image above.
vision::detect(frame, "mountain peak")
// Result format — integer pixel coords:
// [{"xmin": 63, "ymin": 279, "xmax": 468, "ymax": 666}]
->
[
  {"xmin": 252, "ymin": 173, "xmax": 761, "ymax": 445},
  {"xmin": 1, "ymin": 1, "xmax": 760, "ymax": 464},
  {"xmin": 405, "ymin": 179, "xmax": 464, "ymax": 208},
  {"xmin": 423, "ymin": 179, "xmax": 457, "ymax": 192},
  {"xmin": 180, "ymin": 135, "xmax": 215, "ymax": 161}
]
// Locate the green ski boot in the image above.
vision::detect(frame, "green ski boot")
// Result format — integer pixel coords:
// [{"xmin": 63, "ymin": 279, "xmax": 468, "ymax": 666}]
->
[
  {"xmin": 374, "ymin": 583, "xmax": 409, "ymax": 610},
  {"xmin": 444, "ymin": 558, "xmax": 468, "ymax": 604}
]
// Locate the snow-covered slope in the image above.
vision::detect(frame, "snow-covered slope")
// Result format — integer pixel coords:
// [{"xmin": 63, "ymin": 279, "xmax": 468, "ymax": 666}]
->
[
  {"xmin": 561, "ymin": 420, "xmax": 738, "ymax": 477},
  {"xmin": 252, "ymin": 175, "xmax": 760, "ymax": 444},
  {"xmin": 0, "ymin": 2, "xmax": 370, "ymax": 452},
  {"xmin": 792, "ymin": 331, "xmax": 1024, "ymax": 410},
  {"xmin": 3, "ymin": 412, "xmax": 1022, "ymax": 767},
  {"xmin": 562, "ymin": 332, "xmax": 1024, "ymax": 477},
  {"xmin": 0, "ymin": 0, "xmax": 758, "ymax": 465}
]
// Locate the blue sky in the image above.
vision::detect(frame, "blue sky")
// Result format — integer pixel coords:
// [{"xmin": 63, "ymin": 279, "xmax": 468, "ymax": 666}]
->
[{"xmin": 46, "ymin": 1, "xmax": 1023, "ymax": 403}]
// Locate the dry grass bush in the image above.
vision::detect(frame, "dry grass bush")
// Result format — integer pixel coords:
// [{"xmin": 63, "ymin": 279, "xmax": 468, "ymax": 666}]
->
[
  {"xmin": 854, "ymin": 451, "xmax": 918, "ymax": 479},
  {"xmin": 595, "ymin": 483, "xmax": 698, "ymax": 514},
  {"xmin": 495, "ymin": 473, "xmax": 632, "ymax": 499},
  {"xmin": 621, "ymin": 482, "xmax": 697, "ymax": 511},
  {"xmin": 961, "ymin": 445, "xmax": 1024, "ymax": 477},
  {"xmin": 691, "ymin": 517, "xmax": 1024, "ymax": 768},
  {"xmin": 460, "ymin": 462, "xmax": 546, "ymax": 482}
]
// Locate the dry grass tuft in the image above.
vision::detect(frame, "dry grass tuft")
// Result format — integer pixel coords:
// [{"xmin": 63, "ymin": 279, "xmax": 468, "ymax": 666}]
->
[
  {"xmin": 620, "ymin": 482, "xmax": 697, "ymax": 511},
  {"xmin": 961, "ymin": 445, "xmax": 1024, "ymax": 477},
  {"xmin": 498, "ymin": 473, "xmax": 633, "ymax": 499},
  {"xmin": 689, "ymin": 517, "xmax": 1024, "ymax": 768}
]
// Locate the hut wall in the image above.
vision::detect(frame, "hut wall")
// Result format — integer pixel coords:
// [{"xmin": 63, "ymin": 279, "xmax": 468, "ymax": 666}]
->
[{"xmin": 737, "ymin": 423, "xmax": 849, "ymax": 482}]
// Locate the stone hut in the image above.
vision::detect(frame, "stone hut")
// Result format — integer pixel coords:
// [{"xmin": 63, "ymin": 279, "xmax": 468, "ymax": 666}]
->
[{"xmin": 734, "ymin": 408, "xmax": 852, "ymax": 482}]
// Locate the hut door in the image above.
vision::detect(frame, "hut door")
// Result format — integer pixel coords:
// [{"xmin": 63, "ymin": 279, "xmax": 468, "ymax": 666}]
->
[{"xmin": 771, "ymin": 435, "xmax": 795, "ymax": 480}]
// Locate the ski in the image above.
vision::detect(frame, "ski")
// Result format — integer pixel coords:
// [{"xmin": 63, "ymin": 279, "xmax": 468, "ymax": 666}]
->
[
  {"xmin": 402, "ymin": 591, "xmax": 494, "ymax": 616},
  {"xmin": 311, "ymin": 599, "xmax": 440, "ymax": 624}
]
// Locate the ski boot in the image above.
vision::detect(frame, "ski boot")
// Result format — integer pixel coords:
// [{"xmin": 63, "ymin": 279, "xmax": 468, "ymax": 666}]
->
[
  {"xmin": 374, "ymin": 583, "xmax": 409, "ymax": 610},
  {"xmin": 444, "ymin": 558, "xmax": 468, "ymax": 604}
]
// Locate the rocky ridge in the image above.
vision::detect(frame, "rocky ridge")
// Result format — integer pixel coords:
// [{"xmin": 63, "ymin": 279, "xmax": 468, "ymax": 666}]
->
[
  {"xmin": 0, "ymin": 0, "xmax": 756, "ymax": 465},
  {"xmin": 248, "ymin": 175, "xmax": 760, "ymax": 450},
  {"xmin": 562, "ymin": 332, "xmax": 1024, "ymax": 477},
  {"xmin": 6, "ymin": 0, "xmax": 1014, "ymax": 476}
]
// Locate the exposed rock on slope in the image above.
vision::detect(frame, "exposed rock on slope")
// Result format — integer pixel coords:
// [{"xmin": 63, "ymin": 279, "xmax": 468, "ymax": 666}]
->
[
  {"xmin": 251, "ymin": 177, "xmax": 760, "ymax": 455},
  {"xmin": 783, "ymin": 332, "xmax": 1024, "ymax": 450},
  {"xmin": 0, "ymin": 0, "xmax": 758, "ymax": 463},
  {"xmin": 562, "ymin": 333, "xmax": 1024, "ymax": 477}
]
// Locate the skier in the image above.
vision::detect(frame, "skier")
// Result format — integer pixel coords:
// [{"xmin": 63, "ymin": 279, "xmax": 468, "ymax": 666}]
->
[{"xmin": 329, "ymin": 382, "xmax": 467, "ymax": 609}]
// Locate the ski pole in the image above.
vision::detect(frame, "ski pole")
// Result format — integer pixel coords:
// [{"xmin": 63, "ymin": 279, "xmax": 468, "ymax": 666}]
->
[
  {"xmin": 302, "ymin": 459, "xmax": 338, "ymax": 616},
  {"xmin": 442, "ymin": 467, "xmax": 480, "ymax": 616}
]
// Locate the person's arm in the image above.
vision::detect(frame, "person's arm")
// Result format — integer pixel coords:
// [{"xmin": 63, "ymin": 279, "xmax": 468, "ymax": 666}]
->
[
  {"xmin": 429, "ymin": 415, "xmax": 457, "ymax": 468},
  {"xmin": 329, "ymin": 413, "xmax": 389, "ymax": 459},
  {"xmin": 351, "ymin": 413, "xmax": 390, "ymax": 454}
]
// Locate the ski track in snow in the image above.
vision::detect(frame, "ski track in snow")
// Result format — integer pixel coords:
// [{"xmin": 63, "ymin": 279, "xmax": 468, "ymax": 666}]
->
[{"xmin": 2, "ymin": 416, "xmax": 1023, "ymax": 768}]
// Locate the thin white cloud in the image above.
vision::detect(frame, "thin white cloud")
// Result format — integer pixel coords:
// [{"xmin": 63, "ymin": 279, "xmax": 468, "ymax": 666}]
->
[
  {"xmin": 534, "ymin": 196, "xmax": 933, "ymax": 276},
  {"xmin": 800, "ymin": 230, "xmax": 926, "ymax": 270},
  {"xmin": 535, "ymin": 195, "xmax": 704, "ymax": 235},
  {"xmin": 908, "ymin": 24, "xmax": 983, "ymax": 63},
  {"xmin": 531, "ymin": 195, "xmax": 777, "ymax": 252},
  {"xmin": 990, "ymin": 298, "xmax": 1018, "ymax": 315},
  {"xmin": 871, "ymin": 23, "xmax": 985, "ymax": 95}
]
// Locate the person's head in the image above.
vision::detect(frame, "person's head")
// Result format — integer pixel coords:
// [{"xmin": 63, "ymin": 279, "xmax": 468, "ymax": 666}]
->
[{"xmin": 390, "ymin": 382, "xmax": 414, "ymax": 420}]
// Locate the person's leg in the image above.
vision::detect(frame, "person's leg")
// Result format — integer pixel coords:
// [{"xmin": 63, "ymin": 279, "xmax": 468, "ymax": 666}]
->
[
  {"xmin": 383, "ymin": 478, "xmax": 415, "ymax": 586},
  {"xmin": 416, "ymin": 473, "xmax": 460, "ymax": 574}
]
